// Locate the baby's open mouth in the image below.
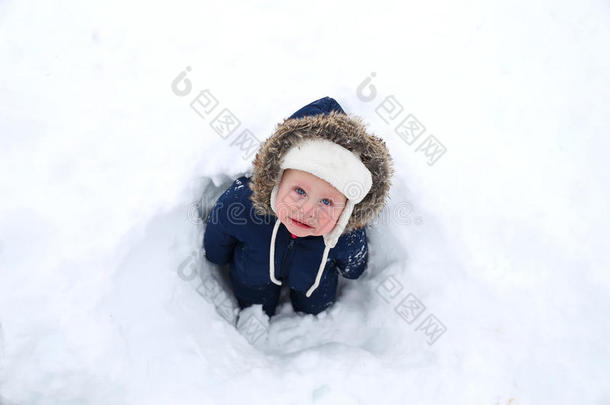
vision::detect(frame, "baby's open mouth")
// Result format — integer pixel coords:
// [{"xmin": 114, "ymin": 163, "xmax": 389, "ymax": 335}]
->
[{"xmin": 290, "ymin": 217, "xmax": 313, "ymax": 229}]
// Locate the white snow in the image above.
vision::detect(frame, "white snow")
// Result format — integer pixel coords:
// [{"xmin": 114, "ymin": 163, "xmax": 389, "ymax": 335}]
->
[{"xmin": 1, "ymin": 0, "xmax": 609, "ymax": 404}]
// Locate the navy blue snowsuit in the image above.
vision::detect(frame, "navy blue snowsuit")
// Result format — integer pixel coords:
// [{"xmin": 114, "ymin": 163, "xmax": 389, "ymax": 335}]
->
[{"xmin": 203, "ymin": 176, "xmax": 368, "ymax": 317}]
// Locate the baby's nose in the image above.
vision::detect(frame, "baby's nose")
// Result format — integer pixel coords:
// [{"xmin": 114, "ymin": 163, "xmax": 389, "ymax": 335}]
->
[{"xmin": 299, "ymin": 199, "xmax": 317, "ymax": 217}]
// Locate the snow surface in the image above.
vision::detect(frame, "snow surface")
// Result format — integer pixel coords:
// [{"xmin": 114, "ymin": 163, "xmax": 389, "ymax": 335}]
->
[{"xmin": 1, "ymin": 0, "xmax": 610, "ymax": 404}]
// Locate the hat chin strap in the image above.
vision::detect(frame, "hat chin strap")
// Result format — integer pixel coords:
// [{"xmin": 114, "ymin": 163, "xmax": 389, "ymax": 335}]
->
[
  {"xmin": 323, "ymin": 199, "xmax": 355, "ymax": 249},
  {"xmin": 306, "ymin": 200, "xmax": 355, "ymax": 298},
  {"xmin": 268, "ymin": 183, "xmax": 355, "ymax": 297}
]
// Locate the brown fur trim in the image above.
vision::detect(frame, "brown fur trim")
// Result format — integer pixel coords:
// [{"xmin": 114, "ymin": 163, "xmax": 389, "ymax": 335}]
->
[{"xmin": 248, "ymin": 110, "xmax": 394, "ymax": 235}]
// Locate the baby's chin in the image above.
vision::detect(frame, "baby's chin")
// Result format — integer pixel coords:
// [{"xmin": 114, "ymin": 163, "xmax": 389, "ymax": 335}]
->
[
  {"xmin": 284, "ymin": 220, "xmax": 337, "ymax": 237},
  {"xmin": 282, "ymin": 217, "xmax": 320, "ymax": 236},
  {"xmin": 285, "ymin": 222, "xmax": 317, "ymax": 236}
]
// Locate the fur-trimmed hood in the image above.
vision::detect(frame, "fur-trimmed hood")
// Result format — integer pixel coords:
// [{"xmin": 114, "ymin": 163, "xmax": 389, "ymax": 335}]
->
[{"xmin": 248, "ymin": 96, "xmax": 394, "ymax": 236}]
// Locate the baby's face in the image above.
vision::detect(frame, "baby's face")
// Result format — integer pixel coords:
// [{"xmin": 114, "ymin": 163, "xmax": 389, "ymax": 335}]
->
[{"xmin": 275, "ymin": 168, "xmax": 347, "ymax": 237}]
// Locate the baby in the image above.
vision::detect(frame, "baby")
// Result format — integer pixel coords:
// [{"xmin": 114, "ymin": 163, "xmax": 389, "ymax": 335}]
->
[
  {"xmin": 203, "ymin": 96, "xmax": 393, "ymax": 318},
  {"xmin": 274, "ymin": 168, "xmax": 347, "ymax": 234}
]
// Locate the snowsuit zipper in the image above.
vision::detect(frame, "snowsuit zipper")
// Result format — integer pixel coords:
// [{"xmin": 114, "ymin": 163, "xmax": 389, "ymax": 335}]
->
[{"xmin": 279, "ymin": 238, "xmax": 296, "ymax": 279}]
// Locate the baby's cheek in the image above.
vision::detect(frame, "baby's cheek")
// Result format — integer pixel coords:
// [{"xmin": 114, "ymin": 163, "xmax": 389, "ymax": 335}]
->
[
  {"xmin": 317, "ymin": 214, "xmax": 337, "ymax": 234},
  {"xmin": 275, "ymin": 198, "xmax": 292, "ymax": 218}
]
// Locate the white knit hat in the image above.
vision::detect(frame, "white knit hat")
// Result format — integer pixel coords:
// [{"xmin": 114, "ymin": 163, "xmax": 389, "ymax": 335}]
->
[{"xmin": 267, "ymin": 138, "xmax": 373, "ymax": 297}]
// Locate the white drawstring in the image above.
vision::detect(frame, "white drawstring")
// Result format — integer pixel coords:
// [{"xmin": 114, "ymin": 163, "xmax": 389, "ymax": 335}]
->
[
  {"xmin": 268, "ymin": 217, "xmax": 331, "ymax": 297},
  {"xmin": 269, "ymin": 218, "xmax": 282, "ymax": 286},
  {"xmin": 305, "ymin": 245, "xmax": 331, "ymax": 298}
]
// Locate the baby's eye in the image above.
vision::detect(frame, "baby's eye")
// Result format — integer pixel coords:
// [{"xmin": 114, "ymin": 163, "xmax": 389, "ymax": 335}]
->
[
  {"xmin": 321, "ymin": 198, "xmax": 332, "ymax": 206},
  {"xmin": 295, "ymin": 187, "xmax": 306, "ymax": 196}
]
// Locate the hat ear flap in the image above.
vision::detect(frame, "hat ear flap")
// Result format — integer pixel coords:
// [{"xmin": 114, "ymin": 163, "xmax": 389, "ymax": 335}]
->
[
  {"xmin": 269, "ymin": 170, "xmax": 284, "ymax": 216},
  {"xmin": 323, "ymin": 199, "xmax": 355, "ymax": 248}
]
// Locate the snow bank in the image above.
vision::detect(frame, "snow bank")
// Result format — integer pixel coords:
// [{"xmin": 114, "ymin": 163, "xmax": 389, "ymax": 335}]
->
[{"xmin": 1, "ymin": 0, "xmax": 609, "ymax": 404}]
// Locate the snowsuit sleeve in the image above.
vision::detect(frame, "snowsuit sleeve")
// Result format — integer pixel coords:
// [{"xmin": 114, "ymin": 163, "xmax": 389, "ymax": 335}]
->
[
  {"xmin": 203, "ymin": 186, "xmax": 239, "ymax": 266},
  {"xmin": 334, "ymin": 227, "xmax": 368, "ymax": 279}
]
